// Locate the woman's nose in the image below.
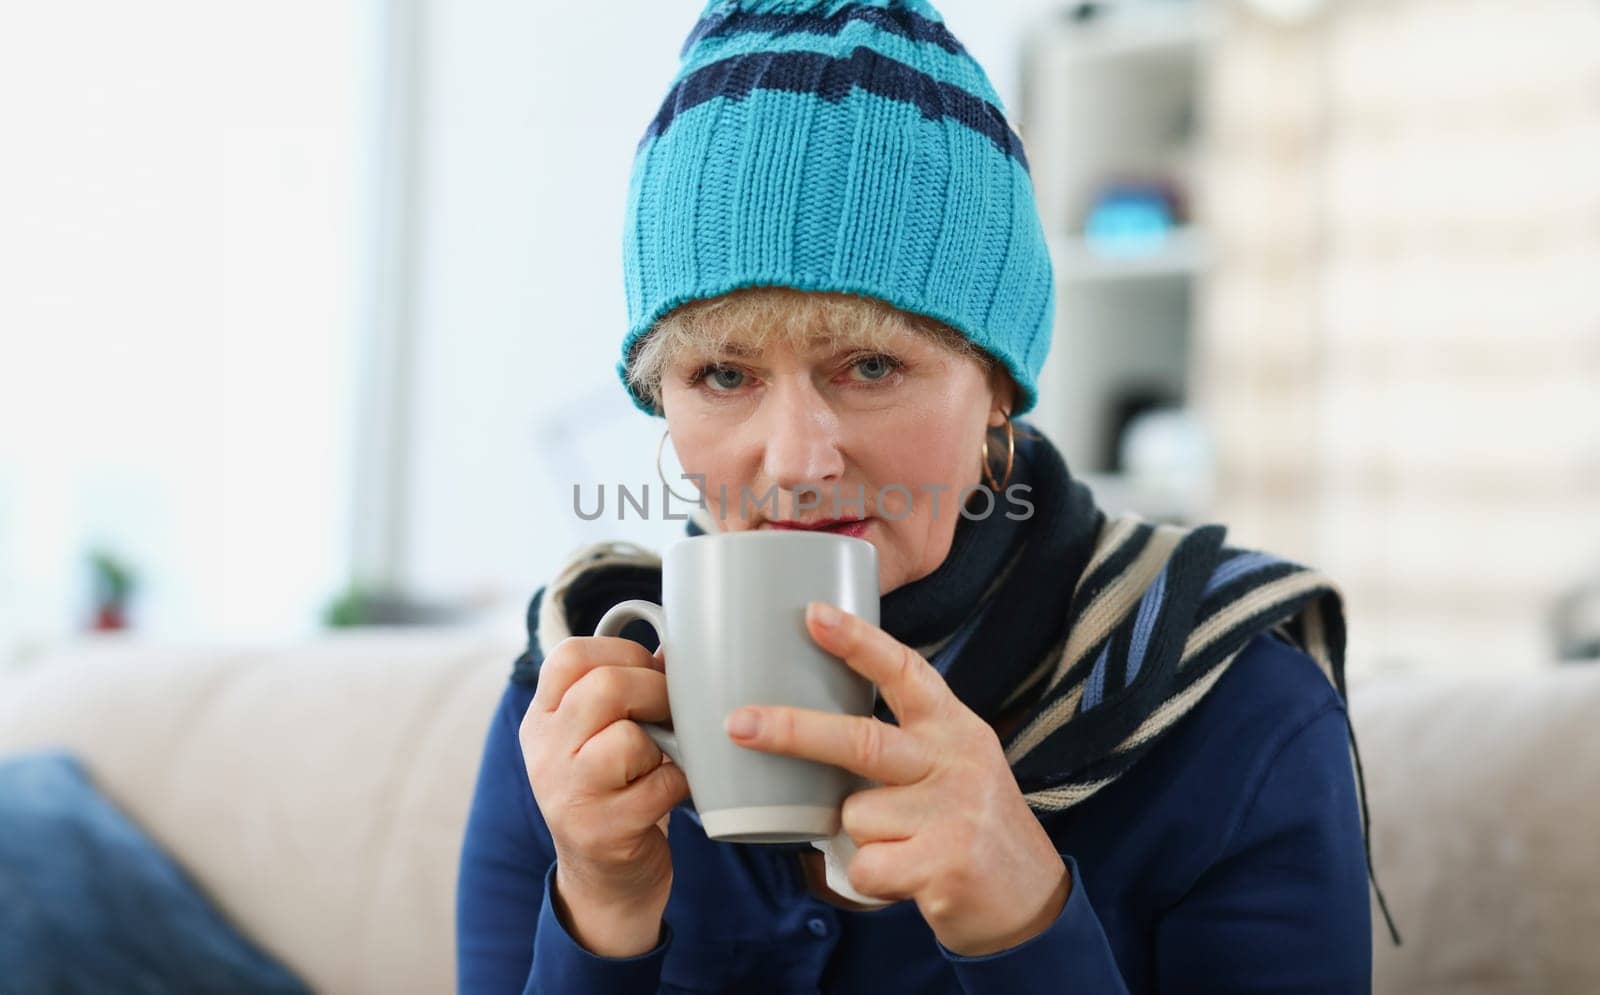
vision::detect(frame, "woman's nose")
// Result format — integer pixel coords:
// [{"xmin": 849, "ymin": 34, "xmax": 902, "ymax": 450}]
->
[{"xmin": 759, "ymin": 381, "xmax": 844, "ymax": 498}]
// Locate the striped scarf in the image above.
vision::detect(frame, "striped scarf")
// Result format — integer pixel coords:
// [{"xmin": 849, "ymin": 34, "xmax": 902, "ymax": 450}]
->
[{"xmin": 513, "ymin": 421, "xmax": 1398, "ymax": 943}]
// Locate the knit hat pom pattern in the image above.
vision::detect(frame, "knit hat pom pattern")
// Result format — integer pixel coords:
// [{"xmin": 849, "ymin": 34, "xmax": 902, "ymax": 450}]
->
[{"xmin": 619, "ymin": 0, "xmax": 1055, "ymax": 416}]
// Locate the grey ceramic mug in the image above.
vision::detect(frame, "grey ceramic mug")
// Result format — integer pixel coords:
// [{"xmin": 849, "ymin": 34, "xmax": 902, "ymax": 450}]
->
[{"xmin": 593, "ymin": 529, "xmax": 890, "ymax": 907}]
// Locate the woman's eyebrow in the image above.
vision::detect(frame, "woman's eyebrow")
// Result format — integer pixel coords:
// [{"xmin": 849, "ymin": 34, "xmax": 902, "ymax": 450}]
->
[
  {"xmin": 698, "ymin": 332, "xmax": 897, "ymax": 361},
  {"xmin": 706, "ymin": 339, "xmax": 762, "ymax": 358}
]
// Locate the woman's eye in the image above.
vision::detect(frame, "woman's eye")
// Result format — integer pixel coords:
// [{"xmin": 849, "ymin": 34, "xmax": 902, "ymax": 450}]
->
[
  {"xmin": 849, "ymin": 353, "xmax": 902, "ymax": 381},
  {"xmin": 694, "ymin": 364, "xmax": 746, "ymax": 392},
  {"xmin": 688, "ymin": 355, "xmax": 899, "ymax": 394}
]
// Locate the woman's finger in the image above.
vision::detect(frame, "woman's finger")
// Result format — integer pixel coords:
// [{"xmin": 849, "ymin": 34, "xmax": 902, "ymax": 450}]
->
[
  {"xmin": 726, "ymin": 705, "xmax": 933, "ymax": 785},
  {"xmin": 561, "ymin": 664, "xmax": 671, "ymax": 745},
  {"xmin": 843, "ymin": 838, "xmax": 927, "ymax": 904},
  {"xmin": 606, "ymin": 753, "xmax": 690, "ymax": 834},
  {"xmin": 803, "ymin": 602, "xmax": 948, "ymax": 722},
  {"xmin": 838, "ymin": 783, "xmax": 929, "ymax": 843},
  {"xmin": 531, "ymin": 635, "xmax": 660, "ymax": 713},
  {"xmin": 573, "ymin": 718, "xmax": 664, "ymax": 791}
]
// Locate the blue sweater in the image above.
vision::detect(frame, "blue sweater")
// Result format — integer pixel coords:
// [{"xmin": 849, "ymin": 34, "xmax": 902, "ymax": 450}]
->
[{"xmin": 455, "ymin": 627, "xmax": 1373, "ymax": 993}]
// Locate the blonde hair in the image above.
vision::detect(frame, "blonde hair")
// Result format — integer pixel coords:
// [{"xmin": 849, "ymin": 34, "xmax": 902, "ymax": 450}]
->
[{"xmin": 625, "ymin": 285, "xmax": 1003, "ymax": 415}]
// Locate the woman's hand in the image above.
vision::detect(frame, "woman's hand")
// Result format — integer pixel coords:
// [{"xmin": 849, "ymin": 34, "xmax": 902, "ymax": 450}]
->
[
  {"xmin": 724, "ymin": 601, "xmax": 1072, "ymax": 957},
  {"xmin": 521, "ymin": 634, "xmax": 690, "ymax": 957}
]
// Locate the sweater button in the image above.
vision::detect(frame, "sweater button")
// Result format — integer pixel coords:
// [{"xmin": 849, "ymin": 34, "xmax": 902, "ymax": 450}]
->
[{"xmin": 806, "ymin": 916, "xmax": 829, "ymax": 938}]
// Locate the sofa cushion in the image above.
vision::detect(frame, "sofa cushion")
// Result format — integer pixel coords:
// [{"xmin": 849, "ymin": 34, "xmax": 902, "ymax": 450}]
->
[
  {"xmin": 1353, "ymin": 665, "xmax": 1600, "ymax": 995},
  {"xmin": 0, "ymin": 629, "xmax": 517, "ymax": 995},
  {"xmin": 0, "ymin": 749, "xmax": 312, "ymax": 994}
]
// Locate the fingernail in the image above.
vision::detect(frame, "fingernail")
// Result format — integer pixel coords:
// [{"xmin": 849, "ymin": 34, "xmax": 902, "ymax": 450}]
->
[
  {"xmin": 810, "ymin": 601, "xmax": 841, "ymax": 628},
  {"xmin": 725, "ymin": 707, "xmax": 760, "ymax": 738}
]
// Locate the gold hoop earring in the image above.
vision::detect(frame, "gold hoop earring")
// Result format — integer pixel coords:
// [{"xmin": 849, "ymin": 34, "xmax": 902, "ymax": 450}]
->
[
  {"xmin": 981, "ymin": 408, "xmax": 1016, "ymax": 492},
  {"xmin": 657, "ymin": 428, "xmax": 703, "ymax": 505}
]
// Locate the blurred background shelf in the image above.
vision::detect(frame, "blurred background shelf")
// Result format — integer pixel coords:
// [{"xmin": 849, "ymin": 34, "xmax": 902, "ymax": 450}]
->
[
  {"xmin": 1022, "ymin": 0, "xmax": 1214, "ymax": 522},
  {"xmin": 1036, "ymin": 1, "xmax": 1217, "ymax": 66},
  {"xmin": 1049, "ymin": 227, "xmax": 1209, "ymax": 284}
]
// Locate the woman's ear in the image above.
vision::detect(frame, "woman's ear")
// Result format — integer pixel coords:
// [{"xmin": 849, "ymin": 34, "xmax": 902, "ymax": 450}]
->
[{"xmin": 986, "ymin": 366, "xmax": 1017, "ymax": 427}]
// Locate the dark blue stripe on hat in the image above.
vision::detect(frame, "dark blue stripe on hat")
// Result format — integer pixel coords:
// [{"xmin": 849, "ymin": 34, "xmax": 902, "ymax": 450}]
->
[
  {"xmin": 682, "ymin": 3, "xmax": 969, "ymax": 59},
  {"xmin": 640, "ymin": 47, "xmax": 1028, "ymax": 170}
]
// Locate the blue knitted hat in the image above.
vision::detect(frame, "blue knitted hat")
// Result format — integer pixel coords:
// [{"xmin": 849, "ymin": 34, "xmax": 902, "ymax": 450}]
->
[{"xmin": 618, "ymin": 0, "xmax": 1054, "ymax": 417}]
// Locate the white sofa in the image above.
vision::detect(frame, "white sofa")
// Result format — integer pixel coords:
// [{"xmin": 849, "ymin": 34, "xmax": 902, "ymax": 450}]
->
[{"xmin": 1, "ymin": 629, "xmax": 1597, "ymax": 994}]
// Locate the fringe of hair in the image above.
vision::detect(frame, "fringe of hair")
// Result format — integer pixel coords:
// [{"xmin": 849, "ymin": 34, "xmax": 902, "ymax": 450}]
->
[{"xmin": 624, "ymin": 286, "xmax": 996, "ymax": 414}]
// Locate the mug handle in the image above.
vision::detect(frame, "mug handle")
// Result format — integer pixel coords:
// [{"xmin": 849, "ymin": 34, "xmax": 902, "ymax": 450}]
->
[
  {"xmin": 591, "ymin": 599, "xmax": 891, "ymax": 909},
  {"xmin": 810, "ymin": 818, "xmax": 891, "ymax": 908},
  {"xmin": 593, "ymin": 600, "xmax": 680, "ymax": 765}
]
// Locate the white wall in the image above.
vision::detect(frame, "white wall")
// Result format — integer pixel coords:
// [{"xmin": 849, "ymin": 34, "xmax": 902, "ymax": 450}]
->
[{"xmin": 0, "ymin": 0, "xmax": 376, "ymax": 663}]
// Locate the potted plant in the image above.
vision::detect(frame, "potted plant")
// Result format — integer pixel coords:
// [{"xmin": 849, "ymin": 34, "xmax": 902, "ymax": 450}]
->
[{"xmin": 87, "ymin": 547, "xmax": 138, "ymax": 631}]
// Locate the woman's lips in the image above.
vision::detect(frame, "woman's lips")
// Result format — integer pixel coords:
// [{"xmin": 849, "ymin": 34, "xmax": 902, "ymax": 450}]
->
[{"xmin": 763, "ymin": 518, "xmax": 873, "ymax": 538}]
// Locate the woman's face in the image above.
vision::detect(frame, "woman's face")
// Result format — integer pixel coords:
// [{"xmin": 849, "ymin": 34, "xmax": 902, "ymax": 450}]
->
[{"xmin": 659, "ymin": 314, "xmax": 1012, "ymax": 595}]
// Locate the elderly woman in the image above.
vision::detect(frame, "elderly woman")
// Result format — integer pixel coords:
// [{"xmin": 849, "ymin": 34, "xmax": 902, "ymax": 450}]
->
[{"xmin": 457, "ymin": 1, "xmax": 1392, "ymax": 992}]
